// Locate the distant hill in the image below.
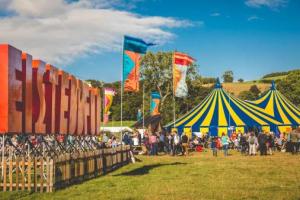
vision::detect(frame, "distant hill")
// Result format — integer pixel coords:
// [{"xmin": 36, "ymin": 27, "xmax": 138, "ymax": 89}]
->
[
  {"xmin": 260, "ymin": 69, "xmax": 300, "ymax": 83},
  {"xmin": 202, "ymin": 69, "xmax": 299, "ymax": 96},
  {"xmin": 203, "ymin": 82, "xmax": 270, "ymax": 96}
]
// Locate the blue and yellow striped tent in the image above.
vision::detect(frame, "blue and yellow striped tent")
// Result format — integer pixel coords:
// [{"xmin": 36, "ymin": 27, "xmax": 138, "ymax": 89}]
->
[
  {"xmin": 248, "ymin": 81, "xmax": 300, "ymax": 133},
  {"xmin": 166, "ymin": 79, "xmax": 281, "ymax": 136}
]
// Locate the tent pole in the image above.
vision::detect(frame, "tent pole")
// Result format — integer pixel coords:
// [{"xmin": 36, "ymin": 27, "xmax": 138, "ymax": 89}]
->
[{"xmin": 228, "ymin": 92, "xmax": 231, "ymax": 135}]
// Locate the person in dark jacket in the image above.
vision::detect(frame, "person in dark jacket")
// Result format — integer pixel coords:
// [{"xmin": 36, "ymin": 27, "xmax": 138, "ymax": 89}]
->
[
  {"xmin": 258, "ymin": 132, "xmax": 267, "ymax": 156},
  {"xmin": 240, "ymin": 134, "xmax": 248, "ymax": 155},
  {"xmin": 290, "ymin": 129, "xmax": 300, "ymax": 154},
  {"xmin": 181, "ymin": 133, "xmax": 189, "ymax": 156},
  {"xmin": 211, "ymin": 137, "xmax": 218, "ymax": 157}
]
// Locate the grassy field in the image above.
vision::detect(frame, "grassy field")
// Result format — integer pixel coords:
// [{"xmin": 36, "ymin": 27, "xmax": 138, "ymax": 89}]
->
[
  {"xmin": 104, "ymin": 121, "xmax": 136, "ymax": 127},
  {"xmin": 2, "ymin": 151, "xmax": 300, "ymax": 200}
]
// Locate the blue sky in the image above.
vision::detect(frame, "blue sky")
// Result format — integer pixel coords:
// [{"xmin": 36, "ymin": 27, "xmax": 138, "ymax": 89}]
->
[{"xmin": 1, "ymin": 0, "xmax": 300, "ymax": 82}]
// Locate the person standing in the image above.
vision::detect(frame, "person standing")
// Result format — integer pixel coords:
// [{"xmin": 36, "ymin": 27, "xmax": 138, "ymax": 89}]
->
[
  {"xmin": 221, "ymin": 133, "xmax": 229, "ymax": 156},
  {"xmin": 290, "ymin": 129, "xmax": 300, "ymax": 154},
  {"xmin": 158, "ymin": 132, "xmax": 165, "ymax": 153},
  {"xmin": 181, "ymin": 133, "xmax": 189, "ymax": 156},
  {"xmin": 166, "ymin": 133, "xmax": 173, "ymax": 154},
  {"xmin": 240, "ymin": 133, "xmax": 247, "ymax": 155},
  {"xmin": 297, "ymin": 128, "xmax": 300, "ymax": 153},
  {"xmin": 149, "ymin": 133, "xmax": 158, "ymax": 156},
  {"xmin": 248, "ymin": 132, "xmax": 257, "ymax": 156},
  {"xmin": 211, "ymin": 137, "xmax": 218, "ymax": 157},
  {"xmin": 173, "ymin": 131, "xmax": 181, "ymax": 156},
  {"xmin": 267, "ymin": 133, "xmax": 275, "ymax": 155},
  {"xmin": 258, "ymin": 132, "xmax": 267, "ymax": 156}
]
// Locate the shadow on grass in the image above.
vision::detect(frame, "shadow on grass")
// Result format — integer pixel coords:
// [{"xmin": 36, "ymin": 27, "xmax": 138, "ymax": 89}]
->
[{"xmin": 114, "ymin": 162, "xmax": 187, "ymax": 176}]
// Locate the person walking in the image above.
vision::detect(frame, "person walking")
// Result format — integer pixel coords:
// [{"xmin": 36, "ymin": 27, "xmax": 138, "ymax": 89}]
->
[
  {"xmin": 221, "ymin": 133, "xmax": 229, "ymax": 156},
  {"xmin": 181, "ymin": 133, "xmax": 189, "ymax": 156},
  {"xmin": 248, "ymin": 132, "xmax": 257, "ymax": 156}
]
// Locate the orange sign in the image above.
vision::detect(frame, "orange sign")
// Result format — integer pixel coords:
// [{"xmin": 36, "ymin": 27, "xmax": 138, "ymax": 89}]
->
[{"xmin": 0, "ymin": 44, "xmax": 101, "ymax": 135}]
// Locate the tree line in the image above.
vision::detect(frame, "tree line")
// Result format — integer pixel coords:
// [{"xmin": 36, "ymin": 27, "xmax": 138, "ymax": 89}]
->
[{"xmin": 87, "ymin": 51, "xmax": 300, "ymax": 125}]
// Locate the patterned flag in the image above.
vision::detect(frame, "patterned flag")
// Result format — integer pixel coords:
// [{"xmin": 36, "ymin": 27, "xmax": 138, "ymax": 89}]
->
[
  {"xmin": 150, "ymin": 92, "xmax": 161, "ymax": 116},
  {"xmin": 173, "ymin": 52, "xmax": 195, "ymax": 97},
  {"xmin": 103, "ymin": 88, "xmax": 116, "ymax": 124},
  {"xmin": 123, "ymin": 36, "xmax": 153, "ymax": 92}
]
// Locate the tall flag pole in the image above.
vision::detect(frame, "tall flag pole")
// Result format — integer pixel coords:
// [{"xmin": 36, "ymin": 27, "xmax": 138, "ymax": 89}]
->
[
  {"xmin": 121, "ymin": 37, "xmax": 124, "ymax": 132},
  {"xmin": 172, "ymin": 51, "xmax": 195, "ymax": 128},
  {"xmin": 122, "ymin": 35, "xmax": 153, "ymax": 132},
  {"xmin": 172, "ymin": 52, "xmax": 176, "ymax": 128},
  {"xmin": 123, "ymin": 36, "xmax": 154, "ymax": 92},
  {"xmin": 143, "ymin": 83, "xmax": 145, "ymax": 130}
]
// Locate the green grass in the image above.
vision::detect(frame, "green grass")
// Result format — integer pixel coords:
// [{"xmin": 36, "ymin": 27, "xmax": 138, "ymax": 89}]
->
[
  {"xmin": 2, "ymin": 151, "xmax": 300, "ymax": 200},
  {"xmin": 104, "ymin": 121, "xmax": 135, "ymax": 127}
]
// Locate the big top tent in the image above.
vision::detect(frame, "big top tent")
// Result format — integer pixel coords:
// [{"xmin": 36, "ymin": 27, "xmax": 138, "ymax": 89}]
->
[
  {"xmin": 165, "ymin": 79, "xmax": 281, "ymax": 136},
  {"xmin": 247, "ymin": 81, "xmax": 300, "ymax": 134}
]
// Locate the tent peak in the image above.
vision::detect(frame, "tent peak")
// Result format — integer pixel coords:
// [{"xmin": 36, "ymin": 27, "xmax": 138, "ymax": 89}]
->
[
  {"xmin": 271, "ymin": 80, "xmax": 276, "ymax": 90},
  {"xmin": 215, "ymin": 78, "xmax": 222, "ymax": 88}
]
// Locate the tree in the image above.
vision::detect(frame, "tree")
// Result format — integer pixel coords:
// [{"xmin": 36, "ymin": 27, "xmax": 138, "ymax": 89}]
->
[
  {"xmin": 238, "ymin": 78, "xmax": 244, "ymax": 83},
  {"xmin": 222, "ymin": 70, "xmax": 234, "ymax": 83},
  {"xmin": 249, "ymin": 85, "xmax": 260, "ymax": 98},
  {"xmin": 238, "ymin": 91, "xmax": 257, "ymax": 101},
  {"xmin": 140, "ymin": 51, "xmax": 197, "ymax": 108},
  {"xmin": 277, "ymin": 70, "xmax": 300, "ymax": 107},
  {"xmin": 86, "ymin": 79, "xmax": 104, "ymax": 89},
  {"xmin": 238, "ymin": 84, "xmax": 261, "ymax": 101}
]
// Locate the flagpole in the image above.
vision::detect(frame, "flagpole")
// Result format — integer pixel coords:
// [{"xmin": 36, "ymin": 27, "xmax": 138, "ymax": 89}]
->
[
  {"xmin": 103, "ymin": 88, "xmax": 105, "ymax": 125},
  {"xmin": 121, "ymin": 37, "xmax": 124, "ymax": 141},
  {"xmin": 172, "ymin": 51, "xmax": 176, "ymax": 128},
  {"xmin": 143, "ymin": 83, "xmax": 145, "ymax": 130}
]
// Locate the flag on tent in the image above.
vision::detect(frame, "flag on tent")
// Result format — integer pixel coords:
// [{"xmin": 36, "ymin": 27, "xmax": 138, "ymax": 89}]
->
[
  {"xmin": 103, "ymin": 88, "xmax": 116, "ymax": 124},
  {"xmin": 150, "ymin": 92, "xmax": 161, "ymax": 116},
  {"xmin": 123, "ymin": 36, "xmax": 153, "ymax": 92},
  {"xmin": 173, "ymin": 52, "xmax": 195, "ymax": 97}
]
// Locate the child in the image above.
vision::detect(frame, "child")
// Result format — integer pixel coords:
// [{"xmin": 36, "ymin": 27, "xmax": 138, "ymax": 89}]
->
[{"xmin": 211, "ymin": 137, "xmax": 218, "ymax": 157}]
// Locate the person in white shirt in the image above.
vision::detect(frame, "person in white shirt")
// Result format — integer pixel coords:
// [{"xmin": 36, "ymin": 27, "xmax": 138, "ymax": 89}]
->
[{"xmin": 248, "ymin": 132, "xmax": 257, "ymax": 156}]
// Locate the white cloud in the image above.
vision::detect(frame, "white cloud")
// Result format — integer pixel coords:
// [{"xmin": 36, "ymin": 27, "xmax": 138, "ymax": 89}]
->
[
  {"xmin": 247, "ymin": 15, "xmax": 263, "ymax": 21},
  {"xmin": 210, "ymin": 12, "xmax": 221, "ymax": 17},
  {"xmin": 245, "ymin": 0, "xmax": 287, "ymax": 9},
  {"xmin": 0, "ymin": 0, "xmax": 196, "ymax": 64}
]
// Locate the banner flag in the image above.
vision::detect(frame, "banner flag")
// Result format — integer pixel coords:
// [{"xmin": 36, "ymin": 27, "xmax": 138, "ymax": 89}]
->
[
  {"xmin": 173, "ymin": 52, "xmax": 195, "ymax": 97},
  {"xmin": 104, "ymin": 88, "xmax": 116, "ymax": 124},
  {"xmin": 137, "ymin": 109, "xmax": 143, "ymax": 121},
  {"xmin": 123, "ymin": 36, "xmax": 153, "ymax": 92},
  {"xmin": 150, "ymin": 92, "xmax": 161, "ymax": 116}
]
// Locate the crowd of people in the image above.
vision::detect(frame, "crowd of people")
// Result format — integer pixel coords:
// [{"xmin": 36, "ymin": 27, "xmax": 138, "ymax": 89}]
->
[
  {"xmin": 121, "ymin": 127, "xmax": 300, "ymax": 157},
  {"xmin": 5, "ymin": 127, "xmax": 299, "ymax": 158}
]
